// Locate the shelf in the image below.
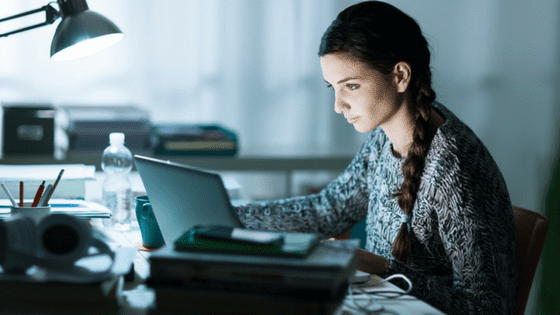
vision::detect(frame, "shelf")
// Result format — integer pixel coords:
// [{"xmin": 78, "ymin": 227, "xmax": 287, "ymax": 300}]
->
[{"xmin": 0, "ymin": 151, "xmax": 355, "ymax": 173}]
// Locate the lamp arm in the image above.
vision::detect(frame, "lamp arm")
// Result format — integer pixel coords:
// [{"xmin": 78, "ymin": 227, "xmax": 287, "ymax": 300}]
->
[{"xmin": 0, "ymin": 4, "xmax": 60, "ymax": 38}]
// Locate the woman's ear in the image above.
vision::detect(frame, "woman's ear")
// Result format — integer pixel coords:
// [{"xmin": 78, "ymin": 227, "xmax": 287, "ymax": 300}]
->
[{"xmin": 393, "ymin": 61, "xmax": 412, "ymax": 93}]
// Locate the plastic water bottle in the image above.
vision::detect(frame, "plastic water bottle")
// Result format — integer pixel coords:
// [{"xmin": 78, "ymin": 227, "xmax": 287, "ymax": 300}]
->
[{"xmin": 101, "ymin": 132, "xmax": 133, "ymax": 231}]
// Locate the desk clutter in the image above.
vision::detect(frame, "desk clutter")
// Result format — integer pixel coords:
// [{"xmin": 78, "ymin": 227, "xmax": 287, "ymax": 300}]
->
[
  {"xmin": 0, "ymin": 213, "xmax": 137, "ymax": 314},
  {"xmin": 146, "ymin": 226, "xmax": 360, "ymax": 315},
  {"xmin": 1, "ymin": 103, "xmax": 238, "ymax": 158},
  {"xmin": 0, "ymin": 164, "xmax": 112, "ymax": 219}
]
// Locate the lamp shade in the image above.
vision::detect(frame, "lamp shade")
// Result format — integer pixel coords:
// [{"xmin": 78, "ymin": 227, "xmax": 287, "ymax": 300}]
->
[{"xmin": 50, "ymin": 10, "xmax": 123, "ymax": 61}]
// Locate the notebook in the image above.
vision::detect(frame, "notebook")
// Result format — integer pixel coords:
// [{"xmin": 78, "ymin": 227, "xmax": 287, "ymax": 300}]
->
[
  {"xmin": 174, "ymin": 225, "xmax": 320, "ymax": 258},
  {"xmin": 134, "ymin": 155, "xmax": 243, "ymax": 244}
]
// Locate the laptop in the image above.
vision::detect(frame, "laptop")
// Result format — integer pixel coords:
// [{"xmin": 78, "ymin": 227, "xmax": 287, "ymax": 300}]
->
[
  {"xmin": 134, "ymin": 155, "xmax": 243, "ymax": 244},
  {"xmin": 135, "ymin": 155, "xmax": 366, "ymax": 282}
]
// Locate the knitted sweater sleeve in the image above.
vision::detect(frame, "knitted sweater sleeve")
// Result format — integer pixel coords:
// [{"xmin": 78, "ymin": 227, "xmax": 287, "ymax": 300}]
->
[
  {"xmin": 233, "ymin": 133, "xmax": 377, "ymax": 238},
  {"xmin": 385, "ymin": 138, "xmax": 518, "ymax": 315}
]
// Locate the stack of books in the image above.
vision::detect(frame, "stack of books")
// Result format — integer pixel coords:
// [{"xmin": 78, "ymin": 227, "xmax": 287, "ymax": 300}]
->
[
  {"xmin": 151, "ymin": 124, "xmax": 238, "ymax": 156},
  {"xmin": 146, "ymin": 227, "xmax": 359, "ymax": 315}
]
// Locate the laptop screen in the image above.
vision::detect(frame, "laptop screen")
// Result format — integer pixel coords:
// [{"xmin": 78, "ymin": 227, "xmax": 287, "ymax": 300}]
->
[{"xmin": 134, "ymin": 155, "xmax": 243, "ymax": 244}]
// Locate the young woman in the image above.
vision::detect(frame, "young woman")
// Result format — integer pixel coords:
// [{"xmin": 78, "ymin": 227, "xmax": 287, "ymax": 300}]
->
[{"xmin": 234, "ymin": 1, "xmax": 518, "ymax": 314}]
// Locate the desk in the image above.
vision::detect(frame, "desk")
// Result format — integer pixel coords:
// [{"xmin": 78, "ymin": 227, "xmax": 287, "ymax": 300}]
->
[{"xmin": 104, "ymin": 228, "xmax": 446, "ymax": 315}]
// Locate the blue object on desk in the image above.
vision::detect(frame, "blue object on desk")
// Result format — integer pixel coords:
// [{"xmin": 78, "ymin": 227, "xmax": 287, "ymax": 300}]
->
[
  {"xmin": 0, "ymin": 199, "xmax": 112, "ymax": 219},
  {"xmin": 135, "ymin": 195, "xmax": 165, "ymax": 249}
]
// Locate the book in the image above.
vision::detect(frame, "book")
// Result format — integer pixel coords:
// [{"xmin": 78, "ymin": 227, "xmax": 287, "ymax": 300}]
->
[
  {"xmin": 148, "ymin": 239, "xmax": 359, "ymax": 292},
  {"xmin": 151, "ymin": 124, "xmax": 238, "ymax": 156},
  {"xmin": 174, "ymin": 226, "xmax": 320, "ymax": 257},
  {"xmin": 150, "ymin": 284, "xmax": 344, "ymax": 315},
  {"xmin": 149, "ymin": 239, "xmax": 356, "ymax": 315}
]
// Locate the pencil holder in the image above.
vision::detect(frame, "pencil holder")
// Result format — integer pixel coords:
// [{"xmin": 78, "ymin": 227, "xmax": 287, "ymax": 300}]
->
[{"xmin": 10, "ymin": 202, "xmax": 51, "ymax": 224}]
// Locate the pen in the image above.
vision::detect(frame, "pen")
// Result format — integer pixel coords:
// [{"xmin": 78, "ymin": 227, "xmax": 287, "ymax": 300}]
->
[
  {"xmin": 1, "ymin": 183, "xmax": 17, "ymax": 207},
  {"xmin": 38, "ymin": 184, "xmax": 53, "ymax": 207},
  {"xmin": 19, "ymin": 181, "xmax": 24, "ymax": 207},
  {"xmin": 31, "ymin": 180, "xmax": 46, "ymax": 207},
  {"xmin": 41, "ymin": 169, "xmax": 64, "ymax": 207}
]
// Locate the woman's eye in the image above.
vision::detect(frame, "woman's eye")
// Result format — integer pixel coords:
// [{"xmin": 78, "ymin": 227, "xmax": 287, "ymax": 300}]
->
[
  {"xmin": 326, "ymin": 84, "xmax": 333, "ymax": 89},
  {"xmin": 347, "ymin": 84, "xmax": 358, "ymax": 90}
]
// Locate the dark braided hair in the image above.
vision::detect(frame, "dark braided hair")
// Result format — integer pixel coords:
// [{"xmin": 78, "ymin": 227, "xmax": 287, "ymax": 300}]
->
[{"xmin": 318, "ymin": 1, "xmax": 436, "ymax": 263}]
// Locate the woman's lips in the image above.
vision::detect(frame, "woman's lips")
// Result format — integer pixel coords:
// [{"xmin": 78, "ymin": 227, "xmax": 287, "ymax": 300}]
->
[{"xmin": 346, "ymin": 116, "xmax": 359, "ymax": 123}]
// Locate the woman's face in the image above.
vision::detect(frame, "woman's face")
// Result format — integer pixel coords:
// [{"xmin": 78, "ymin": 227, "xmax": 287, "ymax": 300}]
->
[{"xmin": 320, "ymin": 52, "xmax": 403, "ymax": 133}]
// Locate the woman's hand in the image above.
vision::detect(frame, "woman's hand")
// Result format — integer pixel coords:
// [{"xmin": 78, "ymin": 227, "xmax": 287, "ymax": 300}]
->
[{"xmin": 356, "ymin": 248, "xmax": 390, "ymax": 275}]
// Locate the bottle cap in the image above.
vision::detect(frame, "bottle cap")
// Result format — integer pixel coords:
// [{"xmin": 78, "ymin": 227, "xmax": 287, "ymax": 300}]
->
[{"xmin": 109, "ymin": 132, "xmax": 125, "ymax": 145}]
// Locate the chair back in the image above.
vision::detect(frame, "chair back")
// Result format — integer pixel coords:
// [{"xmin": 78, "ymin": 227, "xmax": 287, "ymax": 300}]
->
[{"xmin": 512, "ymin": 205, "xmax": 549, "ymax": 315}]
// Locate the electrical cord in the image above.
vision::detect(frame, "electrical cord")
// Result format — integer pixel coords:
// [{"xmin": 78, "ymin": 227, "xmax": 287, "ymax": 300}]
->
[{"xmin": 344, "ymin": 273, "xmax": 413, "ymax": 313}]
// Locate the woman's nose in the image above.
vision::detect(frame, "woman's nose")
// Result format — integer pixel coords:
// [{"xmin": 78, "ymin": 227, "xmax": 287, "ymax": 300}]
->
[{"xmin": 334, "ymin": 94, "xmax": 348, "ymax": 114}]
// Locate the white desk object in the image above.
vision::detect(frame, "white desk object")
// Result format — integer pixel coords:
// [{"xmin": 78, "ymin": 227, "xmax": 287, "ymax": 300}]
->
[{"xmin": 338, "ymin": 274, "xmax": 447, "ymax": 315}]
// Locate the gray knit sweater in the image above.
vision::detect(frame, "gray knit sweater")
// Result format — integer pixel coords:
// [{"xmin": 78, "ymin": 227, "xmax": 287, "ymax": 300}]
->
[{"xmin": 234, "ymin": 103, "xmax": 518, "ymax": 315}]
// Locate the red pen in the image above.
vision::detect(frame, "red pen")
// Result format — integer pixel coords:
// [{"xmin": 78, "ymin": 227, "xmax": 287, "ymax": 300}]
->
[
  {"xmin": 19, "ymin": 181, "xmax": 24, "ymax": 207},
  {"xmin": 31, "ymin": 181, "xmax": 46, "ymax": 207}
]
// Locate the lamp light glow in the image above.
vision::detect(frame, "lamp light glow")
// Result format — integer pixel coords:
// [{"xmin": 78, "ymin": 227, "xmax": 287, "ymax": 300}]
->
[{"xmin": 51, "ymin": 33, "xmax": 123, "ymax": 61}]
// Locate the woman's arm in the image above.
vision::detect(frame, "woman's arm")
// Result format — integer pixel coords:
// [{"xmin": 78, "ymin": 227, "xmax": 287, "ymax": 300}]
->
[
  {"xmin": 234, "ymin": 132, "xmax": 380, "ymax": 237},
  {"xmin": 356, "ymin": 248, "xmax": 389, "ymax": 275}
]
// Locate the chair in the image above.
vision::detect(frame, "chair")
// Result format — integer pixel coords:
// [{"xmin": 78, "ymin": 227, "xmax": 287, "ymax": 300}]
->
[{"xmin": 512, "ymin": 205, "xmax": 549, "ymax": 315}]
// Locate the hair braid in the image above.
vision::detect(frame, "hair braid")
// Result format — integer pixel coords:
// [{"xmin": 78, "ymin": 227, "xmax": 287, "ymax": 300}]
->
[{"xmin": 392, "ymin": 72, "xmax": 436, "ymax": 263}]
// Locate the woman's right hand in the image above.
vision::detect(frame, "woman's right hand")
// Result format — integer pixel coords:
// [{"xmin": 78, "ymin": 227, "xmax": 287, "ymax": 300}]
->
[{"xmin": 356, "ymin": 248, "xmax": 390, "ymax": 276}]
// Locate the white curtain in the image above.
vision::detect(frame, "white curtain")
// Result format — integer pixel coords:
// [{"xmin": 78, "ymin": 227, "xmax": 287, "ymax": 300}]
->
[
  {"xmin": 2, "ymin": 0, "xmax": 559, "ymax": 212},
  {"xmin": 0, "ymin": 0, "xmax": 364, "ymax": 154}
]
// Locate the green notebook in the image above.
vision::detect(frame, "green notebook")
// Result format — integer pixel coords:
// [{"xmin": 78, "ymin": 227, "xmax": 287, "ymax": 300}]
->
[{"xmin": 174, "ymin": 226, "xmax": 320, "ymax": 258}]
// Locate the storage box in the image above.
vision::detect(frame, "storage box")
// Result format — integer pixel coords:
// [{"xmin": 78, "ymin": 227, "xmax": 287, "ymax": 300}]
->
[
  {"xmin": 2, "ymin": 104, "xmax": 55, "ymax": 156},
  {"xmin": 60, "ymin": 105, "xmax": 152, "ymax": 152}
]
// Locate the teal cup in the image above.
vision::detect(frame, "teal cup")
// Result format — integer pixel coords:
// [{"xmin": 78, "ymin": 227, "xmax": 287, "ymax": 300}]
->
[{"xmin": 135, "ymin": 195, "xmax": 165, "ymax": 248}]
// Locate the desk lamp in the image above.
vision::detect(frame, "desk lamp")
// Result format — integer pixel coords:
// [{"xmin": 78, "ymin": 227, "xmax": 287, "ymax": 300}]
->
[{"xmin": 0, "ymin": 0, "xmax": 123, "ymax": 61}]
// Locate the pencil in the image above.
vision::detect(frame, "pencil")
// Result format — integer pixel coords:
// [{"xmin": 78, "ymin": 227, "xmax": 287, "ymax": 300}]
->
[
  {"xmin": 38, "ymin": 184, "xmax": 53, "ymax": 207},
  {"xmin": 19, "ymin": 181, "xmax": 24, "ymax": 207},
  {"xmin": 31, "ymin": 180, "xmax": 46, "ymax": 207},
  {"xmin": 1, "ymin": 182, "xmax": 17, "ymax": 207},
  {"xmin": 41, "ymin": 169, "xmax": 64, "ymax": 206}
]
